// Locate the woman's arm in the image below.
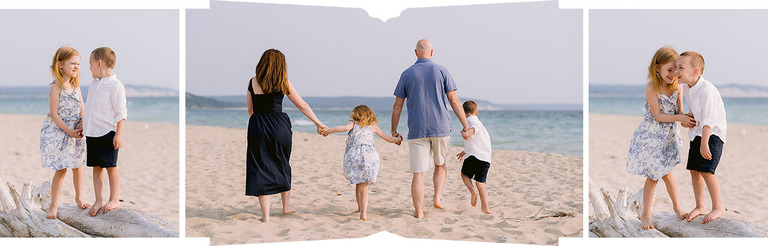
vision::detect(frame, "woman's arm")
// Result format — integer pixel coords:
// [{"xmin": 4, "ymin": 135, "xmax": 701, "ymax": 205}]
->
[
  {"xmin": 285, "ymin": 80, "xmax": 327, "ymax": 134},
  {"xmin": 646, "ymin": 84, "xmax": 685, "ymax": 123},
  {"xmin": 325, "ymin": 121, "xmax": 354, "ymax": 135},
  {"xmin": 48, "ymin": 84, "xmax": 80, "ymax": 138},
  {"xmin": 371, "ymin": 124, "xmax": 402, "ymax": 144},
  {"xmin": 246, "ymin": 90, "xmax": 253, "ymax": 116}
]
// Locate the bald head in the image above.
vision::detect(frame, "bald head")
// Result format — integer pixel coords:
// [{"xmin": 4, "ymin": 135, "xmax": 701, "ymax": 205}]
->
[{"xmin": 415, "ymin": 39, "xmax": 433, "ymax": 59}]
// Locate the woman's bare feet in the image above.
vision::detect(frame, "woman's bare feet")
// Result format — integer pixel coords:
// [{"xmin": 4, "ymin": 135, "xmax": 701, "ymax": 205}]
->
[
  {"xmin": 46, "ymin": 205, "xmax": 58, "ymax": 219},
  {"xmin": 685, "ymin": 206, "xmax": 707, "ymax": 222},
  {"xmin": 76, "ymin": 197, "xmax": 90, "ymax": 209},
  {"xmin": 640, "ymin": 214, "xmax": 654, "ymax": 230},
  {"xmin": 702, "ymin": 208, "xmax": 725, "ymax": 224},
  {"xmin": 89, "ymin": 201, "xmax": 103, "ymax": 216}
]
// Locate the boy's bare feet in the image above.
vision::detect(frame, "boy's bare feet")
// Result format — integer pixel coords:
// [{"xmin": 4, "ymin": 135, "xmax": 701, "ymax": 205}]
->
[
  {"xmin": 685, "ymin": 206, "xmax": 707, "ymax": 222},
  {"xmin": 102, "ymin": 200, "xmax": 120, "ymax": 214},
  {"xmin": 46, "ymin": 206, "xmax": 58, "ymax": 219},
  {"xmin": 282, "ymin": 207, "xmax": 298, "ymax": 214},
  {"xmin": 76, "ymin": 197, "xmax": 90, "ymax": 209},
  {"xmin": 89, "ymin": 202, "xmax": 103, "ymax": 216},
  {"xmin": 673, "ymin": 206, "xmax": 685, "ymax": 220},
  {"xmin": 470, "ymin": 191, "xmax": 478, "ymax": 207},
  {"xmin": 640, "ymin": 214, "xmax": 654, "ymax": 230},
  {"xmin": 702, "ymin": 208, "xmax": 725, "ymax": 224}
]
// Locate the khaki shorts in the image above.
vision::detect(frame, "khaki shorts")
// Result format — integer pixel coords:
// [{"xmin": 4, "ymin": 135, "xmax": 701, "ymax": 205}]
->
[{"xmin": 409, "ymin": 136, "xmax": 450, "ymax": 173}]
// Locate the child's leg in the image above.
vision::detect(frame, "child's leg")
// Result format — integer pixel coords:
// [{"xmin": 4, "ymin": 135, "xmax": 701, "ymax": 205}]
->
[
  {"xmin": 47, "ymin": 169, "xmax": 68, "ymax": 219},
  {"xmin": 71, "ymin": 167, "xmax": 90, "ymax": 209},
  {"xmin": 460, "ymin": 173, "xmax": 477, "ymax": 207},
  {"xmin": 640, "ymin": 178, "xmax": 658, "ymax": 230},
  {"xmin": 89, "ymin": 167, "xmax": 105, "ymax": 216},
  {"xmin": 101, "ymin": 167, "xmax": 121, "ymax": 213},
  {"xmin": 280, "ymin": 190, "xmax": 297, "ymax": 214},
  {"xmin": 701, "ymin": 173, "xmax": 725, "ymax": 224},
  {"xmin": 475, "ymin": 181, "xmax": 490, "ymax": 214},
  {"xmin": 359, "ymin": 182, "xmax": 369, "ymax": 221},
  {"xmin": 258, "ymin": 195, "xmax": 271, "ymax": 222},
  {"xmin": 660, "ymin": 173, "xmax": 684, "ymax": 219},
  {"xmin": 355, "ymin": 184, "xmax": 362, "ymax": 212},
  {"xmin": 685, "ymin": 170, "xmax": 708, "ymax": 221}
]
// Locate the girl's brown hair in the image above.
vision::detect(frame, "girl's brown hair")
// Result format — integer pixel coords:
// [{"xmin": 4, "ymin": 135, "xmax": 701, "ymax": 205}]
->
[
  {"xmin": 350, "ymin": 105, "xmax": 377, "ymax": 127},
  {"xmin": 647, "ymin": 46, "xmax": 679, "ymax": 94},
  {"xmin": 50, "ymin": 46, "xmax": 80, "ymax": 88},
  {"xmin": 254, "ymin": 49, "xmax": 290, "ymax": 95}
]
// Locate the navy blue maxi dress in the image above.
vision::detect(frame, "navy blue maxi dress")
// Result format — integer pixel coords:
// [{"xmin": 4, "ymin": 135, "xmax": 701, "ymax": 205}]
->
[{"xmin": 246, "ymin": 79, "xmax": 293, "ymax": 196}]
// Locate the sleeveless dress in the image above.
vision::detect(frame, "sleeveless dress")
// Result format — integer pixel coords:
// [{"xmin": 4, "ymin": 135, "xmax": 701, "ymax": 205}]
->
[
  {"xmin": 40, "ymin": 83, "xmax": 86, "ymax": 170},
  {"xmin": 626, "ymin": 93, "xmax": 683, "ymax": 180},
  {"xmin": 245, "ymin": 79, "xmax": 293, "ymax": 196},
  {"xmin": 342, "ymin": 123, "xmax": 380, "ymax": 184}
]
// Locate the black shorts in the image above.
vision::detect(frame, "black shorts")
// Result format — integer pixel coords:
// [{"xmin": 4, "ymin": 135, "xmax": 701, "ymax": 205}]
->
[
  {"xmin": 686, "ymin": 135, "xmax": 723, "ymax": 174},
  {"xmin": 86, "ymin": 131, "xmax": 119, "ymax": 168},
  {"xmin": 461, "ymin": 155, "xmax": 490, "ymax": 183}
]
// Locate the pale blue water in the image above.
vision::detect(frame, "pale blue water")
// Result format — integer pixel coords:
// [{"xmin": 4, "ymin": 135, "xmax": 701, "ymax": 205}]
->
[
  {"xmin": 590, "ymin": 97, "xmax": 768, "ymax": 126},
  {"xmin": 0, "ymin": 97, "xmax": 179, "ymax": 124},
  {"xmin": 187, "ymin": 108, "xmax": 583, "ymax": 157}
]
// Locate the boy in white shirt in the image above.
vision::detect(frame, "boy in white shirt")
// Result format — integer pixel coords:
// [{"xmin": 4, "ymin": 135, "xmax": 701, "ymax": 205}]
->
[
  {"xmin": 676, "ymin": 51, "xmax": 727, "ymax": 224},
  {"xmin": 83, "ymin": 47, "xmax": 127, "ymax": 216},
  {"xmin": 456, "ymin": 100, "xmax": 492, "ymax": 214}
]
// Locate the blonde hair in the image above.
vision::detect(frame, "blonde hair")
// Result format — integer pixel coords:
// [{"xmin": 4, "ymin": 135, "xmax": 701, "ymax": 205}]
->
[
  {"xmin": 647, "ymin": 46, "xmax": 679, "ymax": 94},
  {"xmin": 462, "ymin": 100, "xmax": 477, "ymax": 115},
  {"xmin": 680, "ymin": 51, "xmax": 705, "ymax": 75},
  {"xmin": 254, "ymin": 49, "xmax": 290, "ymax": 95},
  {"xmin": 350, "ymin": 105, "xmax": 377, "ymax": 127},
  {"xmin": 91, "ymin": 47, "xmax": 116, "ymax": 69},
  {"xmin": 50, "ymin": 46, "xmax": 80, "ymax": 88}
]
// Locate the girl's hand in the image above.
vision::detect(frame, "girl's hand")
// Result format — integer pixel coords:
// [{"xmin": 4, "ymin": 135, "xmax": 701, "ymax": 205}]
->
[
  {"xmin": 316, "ymin": 124, "xmax": 328, "ymax": 136},
  {"xmin": 679, "ymin": 114, "xmax": 696, "ymax": 128},
  {"xmin": 456, "ymin": 151, "xmax": 466, "ymax": 160},
  {"xmin": 66, "ymin": 129, "xmax": 83, "ymax": 138},
  {"xmin": 700, "ymin": 142, "xmax": 712, "ymax": 160},
  {"xmin": 395, "ymin": 135, "xmax": 403, "ymax": 146}
]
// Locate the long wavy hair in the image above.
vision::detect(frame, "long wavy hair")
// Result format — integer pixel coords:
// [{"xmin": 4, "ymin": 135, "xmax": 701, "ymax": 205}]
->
[
  {"xmin": 350, "ymin": 105, "xmax": 377, "ymax": 127},
  {"xmin": 50, "ymin": 46, "xmax": 80, "ymax": 88},
  {"xmin": 254, "ymin": 49, "xmax": 290, "ymax": 95},
  {"xmin": 647, "ymin": 46, "xmax": 679, "ymax": 94}
]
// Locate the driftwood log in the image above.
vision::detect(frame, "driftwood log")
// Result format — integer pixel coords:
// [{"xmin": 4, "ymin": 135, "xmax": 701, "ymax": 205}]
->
[
  {"xmin": 589, "ymin": 178, "xmax": 768, "ymax": 237},
  {"xmin": 0, "ymin": 178, "xmax": 178, "ymax": 237}
]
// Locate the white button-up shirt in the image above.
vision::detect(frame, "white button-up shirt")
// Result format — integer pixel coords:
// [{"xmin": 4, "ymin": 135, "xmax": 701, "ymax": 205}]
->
[
  {"xmin": 683, "ymin": 76, "xmax": 727, "ymax": 143},
  {"xmin": 83, "ymin": 74, "xmax": 128, "ymax": 137},
  {"xmin": 461, "ymin": 115, "xmax": 492, "ymax": 163}
]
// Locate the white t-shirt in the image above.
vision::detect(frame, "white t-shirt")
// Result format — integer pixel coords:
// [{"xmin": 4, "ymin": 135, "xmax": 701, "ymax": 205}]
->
[
  {"xmin": 683, "ymin": 76, "xmax": 727, "ymax": 143},
  {"xmin": 462, "ymin": 115, "xmax": 492, "ymax": 163},
  {"xmin": 83, "ymin": 74, "xmax": 128, "ymax": 137}
]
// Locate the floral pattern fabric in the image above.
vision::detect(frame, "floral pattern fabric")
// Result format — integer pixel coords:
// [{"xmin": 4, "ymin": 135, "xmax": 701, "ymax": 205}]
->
[
  {"xmin": 40, "ymin": 85, "xmax": 86, "ymax": 170},
  {"xmin": 343, "ymin": 123, "xmax": 380, "ymax": 184},
  {"xmin": 626, "ymin": 93, "xmax": 683, "ymax": 180}
]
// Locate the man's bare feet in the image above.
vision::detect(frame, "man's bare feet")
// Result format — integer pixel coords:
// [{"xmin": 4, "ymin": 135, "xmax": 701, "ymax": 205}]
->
[
  {"xmin": 102, "ymin": 200, "xmax": 120, "ymax": 214},
  {"xmin": 673, "ymin": 206, "xmax": 685, "ymax": 220},
  {"xmin": 46, "ymin": 205, "xmax": 58, "ymax": 219},
  {"xmin": 685, "ymin": 206, "xmax": 707, "ymax": 222},
  {"xmin": 470, "ymin": 191, "xmax": 478, "ymax": 207},
  {"xmin": 640, "ymin": 214, "xmax": 654, "ymax": 230},
  {"xmin": 89, "ymin": 202, "xmax": 103, "ymax": 216},
  {"xmin": 76, "ymin": 198, "xmax": 90, "ymax": 209},
  {"xmin": 433, "ymin": 203, "xmax": 443, "ymax": 209},
  {"xmin": 702, "ymin": 208, "xmax": 725, "ymax": 224},
  {"xmin": 282, "ymin": 207, "xmax": 298, "ymax": 214},
  {"xmin": 415, "ymin": 211, "xmax": 424, "ymax": 219}
]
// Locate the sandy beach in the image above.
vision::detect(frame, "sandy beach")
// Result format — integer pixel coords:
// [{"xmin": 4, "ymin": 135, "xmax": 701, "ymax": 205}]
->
[
  {"xmin": 186, "ymin": 125, "xmax": 583, "ymax": 245},
  {"xmin": 0, "ymin": 113, "xmax": 179, "ymax": 226},
  {"xmin": 589, "ymin": 113, "xmax": 768, "ymax": 227}
]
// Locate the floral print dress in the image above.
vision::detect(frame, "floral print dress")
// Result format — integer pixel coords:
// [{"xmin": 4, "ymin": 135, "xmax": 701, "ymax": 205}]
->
[
  {"xmin": 40, "ymin": 83, "xmax": 86, "ymax": 170},
  {"xmin": 343, "ymin": 122, "xmax": 380, "ymax": 184},
  {"xmin": 626, "ymin": 93, "xmax": 683, "ymax": 180}
]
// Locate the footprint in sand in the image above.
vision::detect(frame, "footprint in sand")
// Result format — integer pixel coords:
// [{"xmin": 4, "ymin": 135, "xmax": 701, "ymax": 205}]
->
[
  {"xmin": 407, "ymin": 226, "xmax": 434, "ymax": 237},
  {"xmin": 276, "ymin": 228, "xmax": 291, "ymax": 237}
]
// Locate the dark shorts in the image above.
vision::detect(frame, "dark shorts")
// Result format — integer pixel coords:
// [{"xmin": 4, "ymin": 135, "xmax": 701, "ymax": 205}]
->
[
  {"xmin": 686, "ymin": 135, "xmax": 723, "ymax": 174},
  {"xmin": 461, "ymin": 155, "xmax": 490, "ymax": 183},
  {"xmin": 86, "ymin": 131, "xmax": 118, "ymax": 168}
]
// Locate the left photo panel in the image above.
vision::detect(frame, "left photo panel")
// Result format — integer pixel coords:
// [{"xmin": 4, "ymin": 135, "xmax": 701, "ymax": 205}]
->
[{"xmin": 0, "ymin": 9, "xmax": 180, "ymax": 237}]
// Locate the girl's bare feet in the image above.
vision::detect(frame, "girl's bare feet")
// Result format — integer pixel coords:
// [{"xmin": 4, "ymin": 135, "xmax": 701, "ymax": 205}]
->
[
  {"xmin": 89, "ymin": 201, "xmax": 103, "ymax": 216},
  {"xmin": 685, "ymin": 206, "xmax": 707, "ymax": 222},
  {"xmin": 76, "ymin": 197, "xmax": 90, "ymax": 209},
  {"xmin": 102, "ymin": 200, "xmax": 120, "ymax": 213},
  {"xmin": 640, "ymin": 214, "xmax": 654, "ymax": 230},
  {"xmin": 672, "ymin": 206, "xmax": 685, "ymax": 220},
  {"xmin": 703, "ymin": 208, "xmax": 725, "ymax": 224},
  {"xmin": 46, "ymin": 206, "xmax": 58, "ymax": 219}
]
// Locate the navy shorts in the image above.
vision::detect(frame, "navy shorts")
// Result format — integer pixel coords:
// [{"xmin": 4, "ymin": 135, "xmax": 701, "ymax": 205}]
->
[
  {"xmin": 86, "ymin": 131, "xmax": 119, "ymax": 168},
  {"xmin": 461, "ymin": 155, "xmax": 490, "ymax": 183},
  {"xmin": 686, "ymin": 135, "xmax": 723, "ymax": 174}
]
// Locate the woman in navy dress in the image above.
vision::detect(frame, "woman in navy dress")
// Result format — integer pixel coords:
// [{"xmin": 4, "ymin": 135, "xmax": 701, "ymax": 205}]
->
[{"xmin": 246, "ymin": 49, "xmax": 327, "ymax": 222}]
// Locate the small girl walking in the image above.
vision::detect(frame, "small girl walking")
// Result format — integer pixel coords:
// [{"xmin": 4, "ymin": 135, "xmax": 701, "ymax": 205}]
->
[
  {"xmin": 40, "ymin": 46, "xmax": 90, "ymax": 219},
  {"xmin": 322, "ymin": 105, "xmax": 402, "ymax": 221}
]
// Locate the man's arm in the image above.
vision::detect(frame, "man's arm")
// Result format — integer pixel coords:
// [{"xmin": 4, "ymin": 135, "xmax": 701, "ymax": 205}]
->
[
  {"xmin": 391, "ymin": 97, "xmax": 405, "ymax": 138},
  {"xmin": 446, "ymin": 91, "xmax": 468, "ymax": 132}
]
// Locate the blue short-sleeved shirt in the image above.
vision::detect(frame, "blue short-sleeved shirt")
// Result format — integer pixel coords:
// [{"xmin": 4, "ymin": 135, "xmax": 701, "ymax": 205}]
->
[{"xmin": 393, "ymin": 58, "xmax": 458, "ymax": 139}]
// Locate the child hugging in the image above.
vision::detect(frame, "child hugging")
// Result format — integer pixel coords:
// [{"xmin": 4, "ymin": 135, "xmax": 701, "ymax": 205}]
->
[
  {"xmin": 322, "ymin": 105, "xmax": 402, "ymax": 221},
  {"xmin": 625, "ymin": 46, "xmax": 695, "ymax": 230},
  {"xmin": 40, "ymin": 46, "xmax": 90, "ymax": 219}
]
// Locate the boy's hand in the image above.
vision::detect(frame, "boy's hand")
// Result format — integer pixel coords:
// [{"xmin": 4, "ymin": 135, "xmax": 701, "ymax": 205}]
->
[
  {"xmin": 461, "ymin": 130, "xmax": 471, "ymax": 140},
  {"xmin": 456, "ymin": 151, "xmax": 466, "ymax": 160},
  {"xmin": 113, "ymin": 134, "xmax": 122, "ymax": 150},
  {"xmin": 680, "ymin": 114, "xmax": 696, "ymax": 128},
  {"xmin": 700, "ymin": 142, "xmax": 712, "ymax": 160},
  {"xmin": 67, "ymin": 129, "xmax": 83, "ymax": 138}
]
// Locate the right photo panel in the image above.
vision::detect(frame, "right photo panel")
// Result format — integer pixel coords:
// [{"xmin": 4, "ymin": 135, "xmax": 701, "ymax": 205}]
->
[{"xmin": 589, "ymin": 9, "xmax": 768, "ymax": 237}]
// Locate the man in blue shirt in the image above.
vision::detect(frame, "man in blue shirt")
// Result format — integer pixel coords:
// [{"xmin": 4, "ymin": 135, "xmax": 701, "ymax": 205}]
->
[{"xmin": 391, "ymin": 39, "xmax": 469, "ymax": 219}]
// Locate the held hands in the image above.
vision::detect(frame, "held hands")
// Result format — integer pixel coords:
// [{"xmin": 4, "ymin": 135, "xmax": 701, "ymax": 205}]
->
[
  {"xmin": 456, "ymin": 151, "xmax": 466, "ymax": 160},
  {"xmin": 460, "ymin": 128, "xmax": 472, "ymax": 140},
  {"xmin": 316, "ymin": 124, "xmax": 329, "ymax": 137},
  {"xmin": 700, "ymin": 142, "xmax": 712, "ymax": 160},
  {"xmin": 66, "ymin": 128, "xmax": 84, "ymax": 138},
  {"xmin": 679, "ymin": 113, "xmax": 696, "ymax": 128},
  {"xmin": 395, "ymin": 135, "xmax": 403, "ymax": 146}
]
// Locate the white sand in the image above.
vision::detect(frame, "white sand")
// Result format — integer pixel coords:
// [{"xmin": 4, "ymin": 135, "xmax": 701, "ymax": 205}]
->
[
  {"xmin": 0, "ymin": 113, "xmax": 179, "ymax": 225},
  {"xmin": 186, "ymin": 125, "xmax": 583, "ymax": 245},
  {"xmin": 589, "ymin": 113, "xmax": 768, "ymax": 226}
]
